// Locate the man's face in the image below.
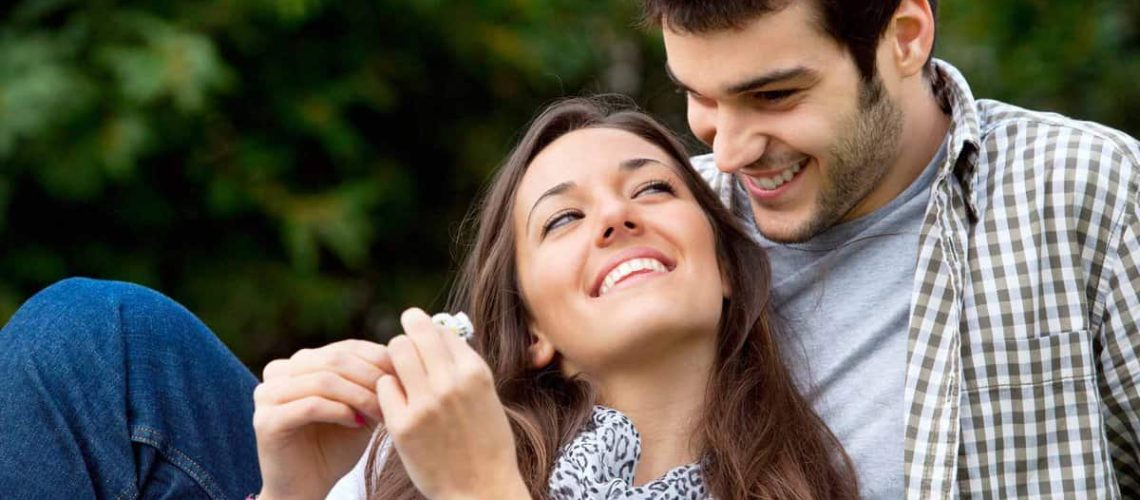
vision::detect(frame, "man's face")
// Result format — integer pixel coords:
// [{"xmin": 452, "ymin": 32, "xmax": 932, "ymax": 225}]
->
[{"xmin": 663, "ymin": 1, "xmax": 903, "ymax": 243}]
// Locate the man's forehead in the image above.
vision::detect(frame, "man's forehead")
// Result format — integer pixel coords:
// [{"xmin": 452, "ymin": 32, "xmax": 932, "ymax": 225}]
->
[{"xmin": 661, "ymin": 2, "xmax": 841, "ymax": 94}]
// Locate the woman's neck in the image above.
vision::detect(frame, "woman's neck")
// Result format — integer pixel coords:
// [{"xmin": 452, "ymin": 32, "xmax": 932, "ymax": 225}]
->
[{"xmin": 594, "ymin": 337, "xmax": 716, "ymax": 485}]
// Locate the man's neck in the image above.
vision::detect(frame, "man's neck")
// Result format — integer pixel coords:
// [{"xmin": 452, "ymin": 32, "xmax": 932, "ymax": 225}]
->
[
  {"xmin": 838, "ymin": 76, "xmax": 951, "ymax": 225},
  {"xmin": 592, "ymin": 337, "xmax": 715, "ymax": 485},
  {"xmin": 893, "ymin": 77, "xmax": 953, "ymax": 190}
]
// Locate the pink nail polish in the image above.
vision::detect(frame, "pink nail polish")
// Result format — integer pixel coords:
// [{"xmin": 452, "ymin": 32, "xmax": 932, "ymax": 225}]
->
[{"xmin": 354, "ymin": 413, "xmax": 366, "ymax": 427}]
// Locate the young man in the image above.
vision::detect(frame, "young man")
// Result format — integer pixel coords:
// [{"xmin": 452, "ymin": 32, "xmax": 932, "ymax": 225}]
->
[{"xmin": 643, "ymin": 0, "xmax": 1139, "ymax": 498}]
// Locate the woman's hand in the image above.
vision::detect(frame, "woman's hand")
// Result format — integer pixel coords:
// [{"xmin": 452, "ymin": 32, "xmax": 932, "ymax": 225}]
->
[
  {"xmin": 378, "ymin": 308, "xmax": 530, "ymax": 500},
  {"xmin": 253, "ymin": 339, "xmax": 393, "ymax": 500}
]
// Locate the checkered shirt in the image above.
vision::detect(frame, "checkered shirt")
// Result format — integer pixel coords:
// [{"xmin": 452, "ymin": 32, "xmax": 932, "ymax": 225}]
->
[{"xmin": 692, "ymin": 59, "xmax": 1140, "ymax": 498}]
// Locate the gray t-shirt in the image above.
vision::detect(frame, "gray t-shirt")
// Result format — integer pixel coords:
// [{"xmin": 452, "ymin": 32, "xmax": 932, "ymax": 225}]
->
[{"xmin": 693, "ymin": 138, "xmax": 946, "ymax": 498}]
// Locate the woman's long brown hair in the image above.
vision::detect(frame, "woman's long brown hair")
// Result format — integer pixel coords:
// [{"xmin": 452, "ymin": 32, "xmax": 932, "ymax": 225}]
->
[{"xmin": 365, "ymin": 97, "xmax": 858, "ymax": 499}]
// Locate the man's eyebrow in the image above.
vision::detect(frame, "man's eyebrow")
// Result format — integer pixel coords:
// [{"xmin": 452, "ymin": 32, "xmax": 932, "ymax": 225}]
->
[
  {"xmin": 665, "ymin": 64, "xmax": 695, "ymax": 95},
  {"xmin": 726, "ymin": 66, "xmax": 814, "ymax": 95},
  {"xmin": 526, "ymin": 181, "xmax": 574, "ymax": 230},
  {"xmin": 667, "ymin": 63, "xmax": 816, "ymax": 97}
]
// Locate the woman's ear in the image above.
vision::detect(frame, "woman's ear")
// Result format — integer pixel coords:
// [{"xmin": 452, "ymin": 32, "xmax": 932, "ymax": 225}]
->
[
  {"xmin": 527, "ymin": 326, "xmax": 557, "ymax": 369},
  {"xmin": 720, "ymin": 266, "xmax": 732, "ymax": 299}
]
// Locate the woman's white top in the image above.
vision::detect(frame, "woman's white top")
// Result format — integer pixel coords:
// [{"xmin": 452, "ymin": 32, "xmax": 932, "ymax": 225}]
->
[{"xmin": 324, "ymin": 406, "xmax": 708, "ymax": 499}]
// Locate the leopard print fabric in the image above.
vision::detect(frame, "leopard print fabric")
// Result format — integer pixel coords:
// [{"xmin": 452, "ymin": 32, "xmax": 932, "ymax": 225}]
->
[{"xmin": 547, "ymin": 406, "xmax": 708, "ymax": 499}]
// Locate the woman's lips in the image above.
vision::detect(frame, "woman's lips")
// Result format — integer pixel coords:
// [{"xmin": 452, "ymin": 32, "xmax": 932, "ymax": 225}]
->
[
  {"xmin": 590, "ymin": 247, "xmax": 675, "ymax": 298},
  {"xmin": 598, "ymin": 258, "xmax": 670, "ymax": 297}
]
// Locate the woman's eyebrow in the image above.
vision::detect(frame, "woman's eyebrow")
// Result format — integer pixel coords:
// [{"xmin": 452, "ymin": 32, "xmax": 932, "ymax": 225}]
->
[
  {"xmin": 619, "ymin": 157, "xmax": 667, "ymax": 171},
  {"xmin": 526, "ymin": 181, "xmax": 574, "ymax": 229},
  {"xmin": 525, "ymin": 158, "xmax": 669, "ymax": 231}
]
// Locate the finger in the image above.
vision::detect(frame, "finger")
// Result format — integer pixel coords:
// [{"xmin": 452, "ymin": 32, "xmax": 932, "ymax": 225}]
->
[
  {"xmin": 400, "ymin": 308, "xmax": 454, "ymax": 389},
  {"xmin": 254, "ymin": 372, "xmax": 383, "ymax": 422},
  {"xmin": 254, "ymin": 396, "xmax": 362, "ymax": 436},
  {"xmin": 440, "ymin": 330, "xmax": 496, "ymax": 396},
  {"xmin": 375, "ymin": 374, "xmax": 408, "ymax": 431},
  {"xmin": 441, "ymin": 323, "xmax": 479, "ymax": 362},
  {"xmin": 262, "ymin": 354, "xmax": 302, "ymax": 380},
  {"xmin": 326, "ymin": 339, "xmax": 395, "ymax": 375},
  {"xmin": 264, "ymin": 346, "xmax": 390, "ymax": 396},
  {"xmin": 387, "ymin": 334, "xmax": 429, "ymax": 403}
]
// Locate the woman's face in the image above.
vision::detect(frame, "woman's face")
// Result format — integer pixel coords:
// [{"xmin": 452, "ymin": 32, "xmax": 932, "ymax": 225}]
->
[{"xmin": 512, "ymin": 127, "xmax": 726, "ymax": 374}]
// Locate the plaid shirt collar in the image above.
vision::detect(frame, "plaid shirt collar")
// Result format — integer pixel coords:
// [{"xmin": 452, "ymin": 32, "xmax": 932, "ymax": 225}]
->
[{"xmin": 933, "ymin": 60, "xmax": 983, "ymax": 220}]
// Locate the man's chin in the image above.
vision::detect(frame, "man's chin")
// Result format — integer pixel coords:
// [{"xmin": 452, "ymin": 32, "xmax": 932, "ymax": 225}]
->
[{"xmin": 752, "ymin": 214, "xmax": 822, "ymax": 244}]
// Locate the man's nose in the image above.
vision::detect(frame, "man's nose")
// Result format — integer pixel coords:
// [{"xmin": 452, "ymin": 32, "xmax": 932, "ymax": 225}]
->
[{"xmin": 712, "ymin": 109, "xmax": 768, "ymax": 174}]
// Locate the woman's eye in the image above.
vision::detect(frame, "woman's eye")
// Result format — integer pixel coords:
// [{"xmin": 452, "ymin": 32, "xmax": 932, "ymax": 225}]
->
[
  {"xmin": 634, "ymin": 179, "xmax": 677, "ymax": 198},
  {"xmin": 541, "ymin": 210, "xmax": 581, "ymax": 236}
]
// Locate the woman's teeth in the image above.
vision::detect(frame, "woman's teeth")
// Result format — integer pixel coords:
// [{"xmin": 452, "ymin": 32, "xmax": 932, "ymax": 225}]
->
[
  {"xmin": 599, "ymin": 258, "xmax": 669, "ymax": 296},
  {"xmin": 752, "ymin": 160, "xmax": 805, "ymax": 190}
]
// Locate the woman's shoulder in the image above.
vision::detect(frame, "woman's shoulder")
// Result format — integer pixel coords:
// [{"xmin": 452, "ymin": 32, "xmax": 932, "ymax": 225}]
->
[{"xmin": 325, "ymin": 436, "xmax": 391, "ymax": 500}]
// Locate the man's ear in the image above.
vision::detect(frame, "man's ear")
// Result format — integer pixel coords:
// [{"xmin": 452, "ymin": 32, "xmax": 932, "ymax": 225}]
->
[
  {"xmin": 888, "ymin": 0, "xmax": 937, "ymax": 78},
  {"xmin": 527, "ymin": 326, "xmax": 557, "ymax": 369}
]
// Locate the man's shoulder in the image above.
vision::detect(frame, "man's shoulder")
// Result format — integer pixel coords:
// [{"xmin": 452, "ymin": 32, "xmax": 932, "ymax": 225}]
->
[
  {"xmin": 972, "ymin": 99, "xmax": 1140, "ymax": 209},
  {"xmin": 688, "ymin": 152, "xmax": 732, "ymax": 200},
  {"xmin": 690, "ymin": 152, "xmax": 716, "ymax": 175},
  {"xmin": 975, "ymin": 99, "xmax": 1140, "ymax": 168}
]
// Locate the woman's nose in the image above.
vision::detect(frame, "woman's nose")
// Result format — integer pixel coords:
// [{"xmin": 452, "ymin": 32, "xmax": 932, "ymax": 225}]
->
[
  {"xmin": 597, "ymin": 218, "xmax": 641, "ymax": 247},
  {"xmin": 602, "ymin": 220, "xmax": 638, "ymax": 239}
]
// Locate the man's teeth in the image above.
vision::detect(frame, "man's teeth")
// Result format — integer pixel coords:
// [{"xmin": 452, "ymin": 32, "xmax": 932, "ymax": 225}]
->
[
  {"xmin": 752, "ymin": 160, "xmax": 805, "ymax": 190},
  {"xmin": 600, "ymin": 258, "xmax": 668, "ymax": 296}
]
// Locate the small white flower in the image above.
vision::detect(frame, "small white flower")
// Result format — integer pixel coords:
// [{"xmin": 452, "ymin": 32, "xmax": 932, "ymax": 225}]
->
[{"xmin": 431, "ymin": 311, "xmax": 474, "ymax": 340}]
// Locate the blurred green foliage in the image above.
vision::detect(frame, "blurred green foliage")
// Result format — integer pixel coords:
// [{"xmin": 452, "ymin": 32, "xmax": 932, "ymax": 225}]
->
[{"xmin": 1, "ymin": 0, "xmax": 1137, "ymax": 370}]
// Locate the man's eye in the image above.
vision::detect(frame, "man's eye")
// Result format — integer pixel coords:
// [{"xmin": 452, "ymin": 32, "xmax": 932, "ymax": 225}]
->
[
  {"xmin": 754, "ymin": 89, "xmax": 799, "ymax": 102},
  {"xmin": 541, "ymin": 210, "xmax": 581, "ymax": 236}
]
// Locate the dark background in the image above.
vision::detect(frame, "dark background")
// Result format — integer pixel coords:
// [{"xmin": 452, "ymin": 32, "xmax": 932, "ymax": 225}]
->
[{"xmin": 2, "ymin": 0, "xmax": 1137, "ymax": 371}]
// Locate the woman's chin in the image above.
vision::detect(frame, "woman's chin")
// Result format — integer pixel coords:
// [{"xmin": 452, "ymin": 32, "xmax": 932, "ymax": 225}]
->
[{"xmin": 594, "ymin": 304, "xmax": 719, "ymax": 353}]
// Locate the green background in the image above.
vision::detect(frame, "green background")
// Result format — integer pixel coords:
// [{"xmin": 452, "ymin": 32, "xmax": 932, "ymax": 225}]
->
[{"xmin": 2, "ymin": 0, "xmax": 1137, "ymax": 371}]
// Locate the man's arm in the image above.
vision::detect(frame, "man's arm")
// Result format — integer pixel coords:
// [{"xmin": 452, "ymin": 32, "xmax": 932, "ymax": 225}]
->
[{"xmin": 1098, "ymin": 187, "xmax": 1140, "ymax": 496}]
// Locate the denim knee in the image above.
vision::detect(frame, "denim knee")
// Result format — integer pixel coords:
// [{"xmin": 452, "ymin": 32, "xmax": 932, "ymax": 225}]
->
[
  {"xmin": 1, "ymin": 277, "xmax": 212, "ymax": 358},
  {"xmin": 0, "ymin": 278, "xmax": 261, "ymax": 499}
]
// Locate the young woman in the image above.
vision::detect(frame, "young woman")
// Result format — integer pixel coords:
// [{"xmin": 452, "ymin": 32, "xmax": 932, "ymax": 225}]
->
[{"xmin": 253, "ymin": 98, "xmax": 858, "ymax": 499}]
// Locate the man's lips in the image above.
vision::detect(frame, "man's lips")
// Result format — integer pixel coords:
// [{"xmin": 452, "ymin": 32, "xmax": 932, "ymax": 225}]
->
[
  {"xmin": 590, "ymin": 247, "xmax": 676, "ymax": 298},
  {"xmin": 741, "ymin": 157, "xmax": 809, "ymax": 182},
  {"xmin": 742, "ymin": 157, "xmax": 809, "ymax": 200}
]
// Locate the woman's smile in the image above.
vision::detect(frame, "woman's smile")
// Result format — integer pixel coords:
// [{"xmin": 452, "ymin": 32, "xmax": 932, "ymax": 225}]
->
[{"xmin": 590, "ymin": 246, "xmax": 676, "ymax": 298}]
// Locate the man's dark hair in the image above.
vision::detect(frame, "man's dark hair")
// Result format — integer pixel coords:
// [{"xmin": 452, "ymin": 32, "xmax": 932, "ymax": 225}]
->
[{"xmin": 642, "ymin": 0, "xmax": 939, "ymax": 82}]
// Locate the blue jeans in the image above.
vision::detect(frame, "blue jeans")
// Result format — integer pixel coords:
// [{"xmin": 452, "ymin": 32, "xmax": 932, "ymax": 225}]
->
[{"xmin": 0, "ymin": 278, "xmax": 262, "ymax": 499}]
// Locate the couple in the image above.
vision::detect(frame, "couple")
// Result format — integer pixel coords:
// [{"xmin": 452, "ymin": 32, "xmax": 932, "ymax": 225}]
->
[{"xmin": 3, "ymin": 0, "xmax": 1139, "ymax": 498}]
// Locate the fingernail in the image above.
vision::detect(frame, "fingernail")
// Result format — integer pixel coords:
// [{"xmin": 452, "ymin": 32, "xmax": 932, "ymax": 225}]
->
[{"xmin": 354, "ymin": 412, "xmax": 366, "ymax": 427}]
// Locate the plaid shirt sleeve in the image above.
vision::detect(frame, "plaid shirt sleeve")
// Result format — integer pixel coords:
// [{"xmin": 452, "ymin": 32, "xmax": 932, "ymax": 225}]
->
[{"xmin": 1099, "ymin": 173, "xmax": 1140, "ymax": 493}]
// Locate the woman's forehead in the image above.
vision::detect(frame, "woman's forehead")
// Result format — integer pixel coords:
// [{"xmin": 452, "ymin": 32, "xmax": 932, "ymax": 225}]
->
[{"xmin": 514, "ymin": 128, "xmax": 676, "ymax": 206}]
